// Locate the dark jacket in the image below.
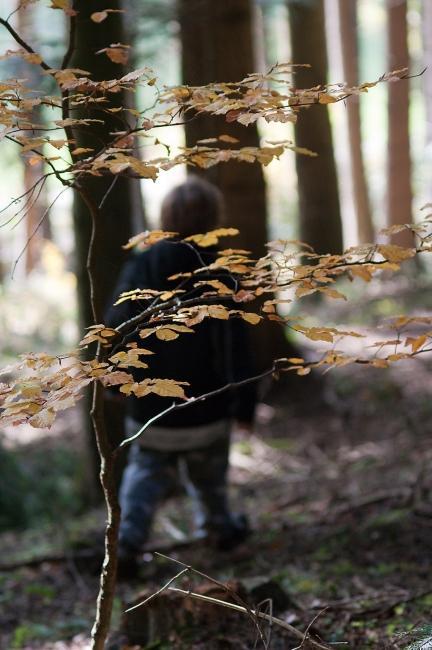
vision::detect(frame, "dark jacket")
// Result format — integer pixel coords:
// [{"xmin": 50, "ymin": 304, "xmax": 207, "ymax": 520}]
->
[{"xmin": 105, "ymin": 239, "xmax": 256, "ymax": 427}]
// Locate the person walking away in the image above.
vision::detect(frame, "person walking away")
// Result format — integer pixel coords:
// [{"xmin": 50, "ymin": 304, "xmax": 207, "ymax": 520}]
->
[{"xmin": 106, "ymin": 177, "xmax": 256, "ymax": 574}]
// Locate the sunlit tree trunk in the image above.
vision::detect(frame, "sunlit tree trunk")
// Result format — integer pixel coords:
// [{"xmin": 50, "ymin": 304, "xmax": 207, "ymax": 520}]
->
[
  {"xmin": 338, "ymin": 0, "xmax": 374, "ymax": 244},
  {"xmin": 288, "ymin": 0, "xmax": 343, "ymax": 254},
  {"xmin": 386, "ymin": 0, "xmax": 412, "ymax": 246},
  {"xmin": 422, "ymin": 1, "xmax": 432, "ymax": 146},
  {"xmin": 17, "ymin": 3, "xmax": 49, "ymax": 274}
]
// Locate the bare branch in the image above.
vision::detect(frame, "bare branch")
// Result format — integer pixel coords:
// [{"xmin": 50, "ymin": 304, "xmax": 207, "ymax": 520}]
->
[{"xmin": 0, "ymin": 16, "xmax": 52, "ymax": 72}]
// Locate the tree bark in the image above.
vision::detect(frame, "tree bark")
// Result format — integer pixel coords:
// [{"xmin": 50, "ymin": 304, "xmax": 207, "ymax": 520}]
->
[
  {"xmin": 338, "ymin": 0, "xmax": 374, "ymax": 245},
  {"xmin": 179, "ymin": 0, "xmax": 296, "ymax": 372},
  {"xmin": 422, "ymin": 1, "xmax": 432, "ymax": 145},
  {"xmin": 17, "ymin": 3, "xmax": 49, "ymax": 273},
  {"xmin": 70, "ymin": 0, "xmax": 138, "ymax": 499},
  {"xmin": 386, "ymin": 0, "xmax": 413, "ymax": 246},
  {"xmin": 288, "ymin": 0, "xmax": 343, "ymax": 254},
  {"xmin": 179, "ymin": 0, "xmax": 267, "ymax": 259}
]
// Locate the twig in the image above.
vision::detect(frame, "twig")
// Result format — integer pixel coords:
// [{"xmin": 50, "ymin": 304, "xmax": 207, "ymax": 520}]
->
[
  {"xmin": 168, "ymin": 587, "xmax": 331, "ymax": 650},
  {"xmin": 0, "ymin": 17, "xmax": 52, "ymax": 71},
  {"xmin": 124, "ymin": 567, "xmax": 190, "ymax": 613},
  {"xmin": 154, "ymin": 552, "xmax": 267, "ymax": 647},
  {"xmin": 290, "ymin": 607, "xmax": 329, "ymax": 650},
  {"xmin": 11, "ymin": 186, "xmax": 69, "ymax": 278},
  {"xmin": 117, "ymin": 402, "xmax": 177, "ymax": 449}
]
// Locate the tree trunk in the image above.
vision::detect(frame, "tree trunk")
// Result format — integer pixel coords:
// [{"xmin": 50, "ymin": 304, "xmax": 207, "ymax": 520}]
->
[
  {"xmin": 422, "ymin": 1, "xmax": 432, "ymax": 145},
  {"xmin": 338, "ymin": 0, "xmax": 374, "ymax": 245},
  {"xmin": 179, "ymin": 0, "xmax": 292, "ymax": 373},
  {"xmin": 17, "ymin": 3, "xmax": 49, "ymax": 273},
  {"xmin": 179, "ymin": 0, "xmax": 267, "ymax": 259},
  {"xmin": 387, "ymin": 0, "xmax": 412, "ymax": 247},
  {"xmin": 288, "ymin": 0, "xmax": 343, "ymax": 254},
  {"xmin": 70, "ymin": 0, "xmax": 137, "ymax": 499}
]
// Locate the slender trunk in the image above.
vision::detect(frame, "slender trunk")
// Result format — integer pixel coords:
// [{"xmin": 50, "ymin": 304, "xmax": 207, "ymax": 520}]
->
[
  {"xmin": 78, "ymin": 189, "xmax": 121, "ymax": 650},
  {"xmin": 387, "ymin": 0, "xmax": 413, "ymax": 246},
  {"xmin": 288, "ymin": 0, "xmax": 343, "ymax": 254},
  {"xmin": 338, "ymin": 0, "xmax": 374, "ymax": 244},
  {"xmin": 90, "ymin": 384, "xmax": 120, "ymax": 650},
  {"xmin": 17, "ymin": 4, "xmax": 49, "ymax": 273}
]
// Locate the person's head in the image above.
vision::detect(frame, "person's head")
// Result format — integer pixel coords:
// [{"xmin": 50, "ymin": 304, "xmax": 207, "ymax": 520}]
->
[{"xmin": 160, "ymin": 176, "xmax": 224, "ymax": 238}]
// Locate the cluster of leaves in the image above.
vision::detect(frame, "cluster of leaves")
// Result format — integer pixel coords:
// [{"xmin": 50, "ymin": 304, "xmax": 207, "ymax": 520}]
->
[
  {"xmin": 0, "ymin": 3, "xmax": 426, "ymax": 434},
  {"xmin": 1, "ymin": 220, "xmax": 432, "ymax": 432},
  {"xmin": 159, "ymin": 63, "xmax": 409, "ymax": 127},
  {"xmin": 0, "ymin": 19, "xmax": 409, "ymax": 203}
]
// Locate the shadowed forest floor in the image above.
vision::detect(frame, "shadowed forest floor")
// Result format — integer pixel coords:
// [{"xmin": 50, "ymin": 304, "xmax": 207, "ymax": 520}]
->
[{"xmin": 1, "ymin": 351, "xmax": 432, "ymax": 649}]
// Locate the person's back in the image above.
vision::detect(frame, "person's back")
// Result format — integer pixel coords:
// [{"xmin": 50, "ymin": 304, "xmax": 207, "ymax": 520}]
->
[{"xmin": 106, "ymin": 177, "xmax": 255, "ymax": 575}]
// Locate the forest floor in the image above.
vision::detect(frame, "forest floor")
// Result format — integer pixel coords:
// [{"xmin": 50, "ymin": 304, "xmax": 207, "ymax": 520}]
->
[{"xmin": 1, "ymin": 279, "xmax": 432, "ymax": 649}]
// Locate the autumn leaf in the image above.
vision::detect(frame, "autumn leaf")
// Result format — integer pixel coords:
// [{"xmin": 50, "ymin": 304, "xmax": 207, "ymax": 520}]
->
[
  {"xmin": 29, "ymin": 408, "xmax": 55, "ymax": 429},
  {"xmin": 376, "ymin": 244, "xmax": 416, "ymax": 263},
  {"xmin": 150, "ymin": 379, "xmax": 189, "ymax": 399},
  {"xmin": 49, "ymin": 0, "xmax": 77, "ymax": 15},
  {"xmin": 122, "ymin": 230, "xmax": 178, "ymax": 250},
  {"xmin": 240, "ymin": 312, "xmax": 262, "ymax": 325},
  {"xmin": 100, "ymin": 371, "xmax": 133, "ymax": 387},
  {"xmin": 96, "ymin": 44, "xmax": 130, "ymax": 66},
  {"xmin": 185, "ymin": 228, "xmax": 239, "ymax": 247},
  {"xmin": 91, "ymin": 8, "xmax": 125, "ymax": 23}
]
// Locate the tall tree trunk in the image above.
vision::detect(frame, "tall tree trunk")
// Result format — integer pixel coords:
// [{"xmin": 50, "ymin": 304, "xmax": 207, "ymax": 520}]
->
[
  {"xmin": 179, "ymin": 0, "xmax": 293, "ymax": 372},
  {"xmin": 70, "ymin": 1, "xmax": 137, "ymax": 499},
  {"xmin": 422, "ymin": 1, "xmax": 432, "ymax": 146},
  {"xmin": 179, "ymin": 0, "xmax": 267, "ymax": 259},
  {"xmin": 17, "ymin": 3, "xmax": 49, "ymax": 273},
  {"xmin": 288, "ymin": 0, "xmax": 343, "ymax": 254},
  {"xmin": 386, "ymin": 0, "xmax": 412, "ymax": 246},
  {"xmin": 338, "ymin": 0, "xmax": 374, "ymax": 245}
]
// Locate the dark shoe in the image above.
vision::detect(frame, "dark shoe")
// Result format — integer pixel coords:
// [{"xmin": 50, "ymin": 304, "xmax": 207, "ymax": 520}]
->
[{"xmin": 217, "ymin": 514, "xmax": 250, "ymax": 551}]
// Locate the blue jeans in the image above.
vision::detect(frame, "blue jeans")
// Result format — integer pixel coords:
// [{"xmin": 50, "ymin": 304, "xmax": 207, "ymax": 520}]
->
[{"xmin": 119, "ymin": 436, "xmax": 237, "ymax": 552}]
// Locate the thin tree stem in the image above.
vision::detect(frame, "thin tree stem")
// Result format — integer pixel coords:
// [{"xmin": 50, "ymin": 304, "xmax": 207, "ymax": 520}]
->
[{"xmin": 80, "ymin": 188, "xmax": 121, "ymax": 650}]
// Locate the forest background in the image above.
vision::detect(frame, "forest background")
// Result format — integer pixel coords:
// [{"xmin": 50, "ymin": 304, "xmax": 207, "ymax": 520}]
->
[{"xmin": 1, "ymin": 1, "xmax": 432, "ymax": 649}]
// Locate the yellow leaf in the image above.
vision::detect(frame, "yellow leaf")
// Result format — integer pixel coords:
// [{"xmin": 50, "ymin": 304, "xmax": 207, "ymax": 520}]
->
[
  {"xmin": 119, "ymin": 383, "xmax": 136, "ymax": 395},
  {"xmin": 156, "ymin": 328, "xmax": 179, "ymax": 341},
  {"xmin": 377, "ymin": 244, "xmax": 415, "ymax": 263},
  {"xmin": 318, "ymin": 93, "xmax": 337, "ymax": 104},
  {"xmin": 219, "ymin": 134, "xmax": 239, "ymax": 143},
  {"xmin": 19, "ymin": 381, "xmax": 42, "ymax": 399},
  {"xmin": 196, "ymin": 280, "xmax": 233, "ymax": 295},
  {"xmin": 91, "ymin": 10, "xmax": 108, "ymax": 22},
  {"xmin": 123, "ymin": 230, "xmax": 177, "ymax": 250},
  {"xmin": 186, "ymin": 228, "xmax": 239, "ymax": 248},
  {"xmin": 320, "ymin": 287, "xmax": 346, "ymax": 301},
  {"xmin": 29, "ymin": 408, "xmax": 55, "ymax": 429},
  {"xmin": 350, "ymin": 266, "xmax": 373, "ymax": 282},
  {"xmin": 208, "ymin": 305, "xmax": 230, "ymax": 320},
  {"xmin": 241, "ymin": 312, "xmax": 261, "ymax": 325},
  {"xmin": 151, "ymin": 379, "xmax": 188, "ymax": 399},
  {"xmin": 409, "ymin": 335, "xmax": 428, "ymax": 353},
  {"xmin": 100, "ymin": 371, "xmax": 133, "ymax": 386},
  {"xmin": 71, "ymin": 147, "xmax": 94, "ymax": 156},
  {"xmin": 287, "ymin": 358, "xmax": 304, "ymax": 364},
  {"xmin": 371, "ymin": 359, "xmax": 389, "ymax": 368}
]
